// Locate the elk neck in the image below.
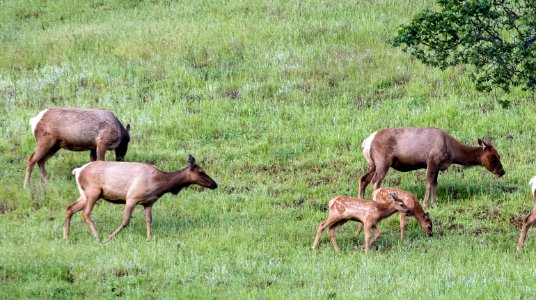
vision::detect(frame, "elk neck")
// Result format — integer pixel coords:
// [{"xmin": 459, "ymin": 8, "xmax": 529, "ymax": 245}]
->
[
  {"xmin": 158, "ymin": 167, "xmax": 193, "ymax": 195},
  {"xmin": 451, "ymin": 142, "xmax": 483, "ymax": 167}
]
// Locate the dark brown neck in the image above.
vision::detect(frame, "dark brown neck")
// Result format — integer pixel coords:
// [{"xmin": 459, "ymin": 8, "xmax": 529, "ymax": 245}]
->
[
  {"xmin": 452, "ymin": 143, "xmax": 482, "ymax": 167},
  {"xmin": 159, "ymin": 167, "xmax": 192, "ymax": 195}
]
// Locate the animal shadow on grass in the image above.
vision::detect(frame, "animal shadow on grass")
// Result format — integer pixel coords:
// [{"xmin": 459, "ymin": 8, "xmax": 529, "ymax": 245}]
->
[
  {"xmin": 323, "ymin": 226, "xmax": 411, "ymax": 253},
  {"xmin": 405, "ymin": 179, "xmax": 512, "ymax": 207}
]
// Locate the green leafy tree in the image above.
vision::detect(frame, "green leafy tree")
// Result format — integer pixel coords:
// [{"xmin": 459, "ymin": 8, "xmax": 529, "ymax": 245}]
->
[{"xmin": 392, "ymin": 0, "xmax": 536, "ymax": 92}]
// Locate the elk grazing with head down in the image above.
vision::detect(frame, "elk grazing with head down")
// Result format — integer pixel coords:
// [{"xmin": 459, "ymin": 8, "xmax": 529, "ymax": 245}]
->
[
  {"xmin": 312, "ymin": 195, "xmax": 410, "ymax": 253},
  {"xmin": 358, "ymin": 127, "xmax": 505, "ymax": 208},
  {"xmin": 63, "ymin": 154, "xmax": 218, "ymax": 241},
  {"xmin": 517, "ymin": 176, "xmax": 536, "ymax": 252},
  {"xmin": 23, "ymin": 108, "xmax": 130, "ymax": 188},
  {"xmin": 355, "ymin": 187, "xmax": 432, "ymax": 239}
]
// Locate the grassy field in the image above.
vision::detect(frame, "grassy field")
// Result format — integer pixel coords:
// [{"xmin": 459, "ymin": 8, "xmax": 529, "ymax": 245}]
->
[{"xmin": 2, "ymin": 0, "xmax": 536, "ymax": 298}]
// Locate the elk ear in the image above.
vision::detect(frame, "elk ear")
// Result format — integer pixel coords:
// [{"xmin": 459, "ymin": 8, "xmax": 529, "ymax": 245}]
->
[
  {"xmin": 389, "ymin": 193, "xmax": 402, "ymax": 202},
  {"xmin": 424, "ymin": 212, "xmax": 431, "ymax": 220},
  {"xmin": 126, "ymin": 124, "xmax": 131, "ymax": 132},
  {"xmin": 478, "ymin": 139, "xmax": 491, "ymax": 149},
  {"xmin": 392, "ymin": 197, "xmax": 403, "ymax": 205},
  {"xmin": 188, "ymin": 154, "xmax": 196, "ymax": 167},
  {"xmin": 397, "ymin": 200, "xmax": 408, "ymax": 210}
]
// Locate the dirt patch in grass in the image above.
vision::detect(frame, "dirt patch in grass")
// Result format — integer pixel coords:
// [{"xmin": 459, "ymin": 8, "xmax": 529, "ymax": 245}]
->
[
  {"xmin": 224, "ymin": 184, "xmax": 252, "ymax": 194},
  {"xmin": 510, "ymin": 214, "xmax": 526, "ymax": 229},
  {"xmin": 475, "ymin": 208, "xmax": 502, "ymax": 221},
  {"xmin": 499, "ymin": 186, "xmax": 517, "ymax": 193},
  {"xmin": 115, "ymin": 266, "xmax": 143, "ymax": 278},
  {"xmin": 0, "ymin": 203, "xmax": 12, "ymax": 214},
  {"xmin": 307, "ymin": 176, "xmax": 336, "ymax": 188},
  {"xmin": 448, "ymin": 223, "xmax": 465, "ymax": 233},
  {"xmin": 226, "ymin": 89, "xmax": 241, "ymax": 99},
  {"xmin": 472, "ymin": 227, "xmax": 490, "ymax": 236}
]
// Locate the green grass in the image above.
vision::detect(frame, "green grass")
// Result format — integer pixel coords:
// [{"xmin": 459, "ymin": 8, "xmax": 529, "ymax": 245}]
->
[{"xmin": 2, "ymin": 0, "xmax": 536, "ymax": 298}]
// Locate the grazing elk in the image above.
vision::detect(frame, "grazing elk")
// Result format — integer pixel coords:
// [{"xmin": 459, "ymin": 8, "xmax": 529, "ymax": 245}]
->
[
  {"xmin": 63, "ymin": 154, "xmax": 217, "ymax": 241},
  {"xmin": 24, "ymin": 108, "xmax": 130, "ymax": 188},
  {"xmin": 355, "ymin": 187, "xmax": 432, "ymax": 239},
  {"xmin": 312, "ymin": 195, "xmax": 410, "ymax": 253},
  {"xmin": 358, "ymin": 127, "xmax": 505, "ymax": 208},
  {"xmin": 517, "ymin": 176, "xmax": 536, "ymax": 252}
]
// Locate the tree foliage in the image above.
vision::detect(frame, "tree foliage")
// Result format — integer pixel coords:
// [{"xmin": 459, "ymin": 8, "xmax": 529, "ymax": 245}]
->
[{"xmin": 392, "ymin": 0, "xmax": 536, "ymax": 92}]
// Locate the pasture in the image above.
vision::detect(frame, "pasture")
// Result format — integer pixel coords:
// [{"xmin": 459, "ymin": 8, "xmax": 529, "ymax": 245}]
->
[{"xmin": 1, "ymin": 0, "xmax": 536, "ymax": 298}]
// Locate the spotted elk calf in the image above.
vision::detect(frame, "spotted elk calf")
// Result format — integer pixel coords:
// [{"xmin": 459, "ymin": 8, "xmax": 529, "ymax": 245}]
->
[
  {"xmin": 517, "ymin": 176, "xmax": 536, "ymax": 252},
  {"xmin": 356, "ymin": 187, "xmax": 432, "ymax": 239},
  {"xmin": 313, "ymin": 195, "xmax": 409, "ymax": 253}
]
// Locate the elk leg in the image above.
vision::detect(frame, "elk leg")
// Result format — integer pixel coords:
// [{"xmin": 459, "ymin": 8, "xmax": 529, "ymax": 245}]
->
[
  {"xmin": 107, "ymin": 201, "xmax": 137, "ymax": 240},
  {"xmin": 144, "ymin": 205, "xmax": 153, "ymax": 241},
  {"xmin": 63, "ymin": 196, "xmax": 87, "ymax": 239},
  {"xmin": 430, "ymin": 170, "xmax": 440, "ymax": 207},
  {"xmin": 328, "ymin": 220, "xmax": 347, "ymax": 252},
  {"xmin": 82, "ymin": 194, "xmax": 101, "ymax": 241},
  {"xmin": 313, "ymin": 216, "xmax": 341, "ymax": 249},
  {"xmin": 96, "ymin": 143, "xmax": 107, "ymax": 161},
  {"xmin": 36, "ymin": 145, "xmax": 60, "ymax": 185},
  {"xmin": 369, "ymin": 225, "xmax": 381, "ymax": 246},
  {"xmin": 364, "ymin": 223, "xmax": 373, "ymax": 254},
  {"xmin": 517, "ymin": 208, "xmax": 536, "ymax": 252},
  {"xmin": 359, "ymin": 165, "xmax": 375, "ymax": 198},
  {"xmin": 399, "ymin": 212, "xmax": 406, "ymax": 240},
  {"xmin": 371, "ymin": 164, "xmax": 389, "ymax": 192},
  {"xmin": 423, "ymin": 166, "xmax": 439, "ymax": 209},
  {"xmin": 23, "ymin": 140, "xmax": 56, "ymax": 188},
  {"xmin": 355, "ymin": 222, "xmax": 364, "ymax": 238}
]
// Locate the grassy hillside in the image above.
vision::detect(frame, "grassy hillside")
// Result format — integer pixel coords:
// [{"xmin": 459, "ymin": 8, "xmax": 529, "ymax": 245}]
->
[{"xmin": 2, "ymin": 0, "xmax": 536, "ymax": 298}]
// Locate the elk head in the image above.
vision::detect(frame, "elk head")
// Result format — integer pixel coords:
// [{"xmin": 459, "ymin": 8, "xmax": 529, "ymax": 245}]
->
[
  {"xmin": 187, "ymin": 154, "xmax": 218, "ymax": 189},
  {"xmin": 478, "ymin": 139, "xmax": 505, "ymax": 177},
  {"xmin": 422, "ymin": 212, "xmax": 433, "ymax": 237}
]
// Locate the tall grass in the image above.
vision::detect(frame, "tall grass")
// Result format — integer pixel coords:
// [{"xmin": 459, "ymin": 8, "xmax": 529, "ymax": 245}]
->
[{"xmin": 1, "ymin": 0, "xmax": 536, "ymax": 298}]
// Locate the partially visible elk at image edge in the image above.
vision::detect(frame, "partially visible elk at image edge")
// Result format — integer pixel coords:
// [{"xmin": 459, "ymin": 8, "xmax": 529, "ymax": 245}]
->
[{"xmin": 517, "ymin": 176, "xmax": 536, "ymax": 252}]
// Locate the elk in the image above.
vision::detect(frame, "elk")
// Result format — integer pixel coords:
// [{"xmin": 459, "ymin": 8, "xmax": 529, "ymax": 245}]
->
[
  {"xmin": 63, "ymin": 154, "xmax": 218, "ymax": 241},
  {"xmin": 355, "ymin": 187, "xmax": 432, "ymax": 239},
  {"xmin": 517, "ymin": 176, "xmax": 536, "ymax": 252},
  {"xmin": 312, "ymin": 195, "xmax": 410, "ymax": 253},
  {"xmin": 23, "ymin": 108, "xmax": 131, "ymax": 188},
  {"xmin": 358, "ymin": 127, "xmax": 505, "ymax": 208}
]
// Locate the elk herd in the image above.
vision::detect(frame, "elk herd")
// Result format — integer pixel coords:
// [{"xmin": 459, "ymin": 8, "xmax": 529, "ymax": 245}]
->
[{"xmin": 22, "ymin": 107, "xmax": 536, "ymax": 253}]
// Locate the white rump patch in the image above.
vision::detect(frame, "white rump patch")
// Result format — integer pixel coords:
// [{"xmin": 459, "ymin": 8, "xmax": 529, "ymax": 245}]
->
[
  {"xmin": 29, "ymin": 109, "xmax": 49, "ymax": 137},
  {"xmin": 530, "ymin": 176, "xmax": 536, "ymax": 194},
  {"xmin": 361, "ymin": 131, "xmax": 377, "ymax": 165},
  {"xmin": 328, "ymin": 198, "xmax": 335, "ymax": 209},
  {"xmin": 73, "ymin": 163, "xmax": 91, "ymax": 197}
]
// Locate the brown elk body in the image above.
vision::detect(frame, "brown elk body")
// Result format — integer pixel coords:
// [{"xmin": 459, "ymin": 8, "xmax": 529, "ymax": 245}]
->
[
  {"xmin": 517, "ymin": 176, "xmax": 536, "ymax": 252},
  {"xmin": 63, "ymin": 155, "xmax": 217, "ymax": 241},
  {"xmin": 358, "ymin": 127, "xmax": 505, "ymax": 208},
  {"xmin": 357, "ymin": 187, "xmax": 432, "ymax": 239},
  {"xmin": 24, "ymin": 108, "xmax": 130, "ymax": 188},
  {"xmin": 312, "ymin": 195, "xmax": 409, "ymax": 253}
]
